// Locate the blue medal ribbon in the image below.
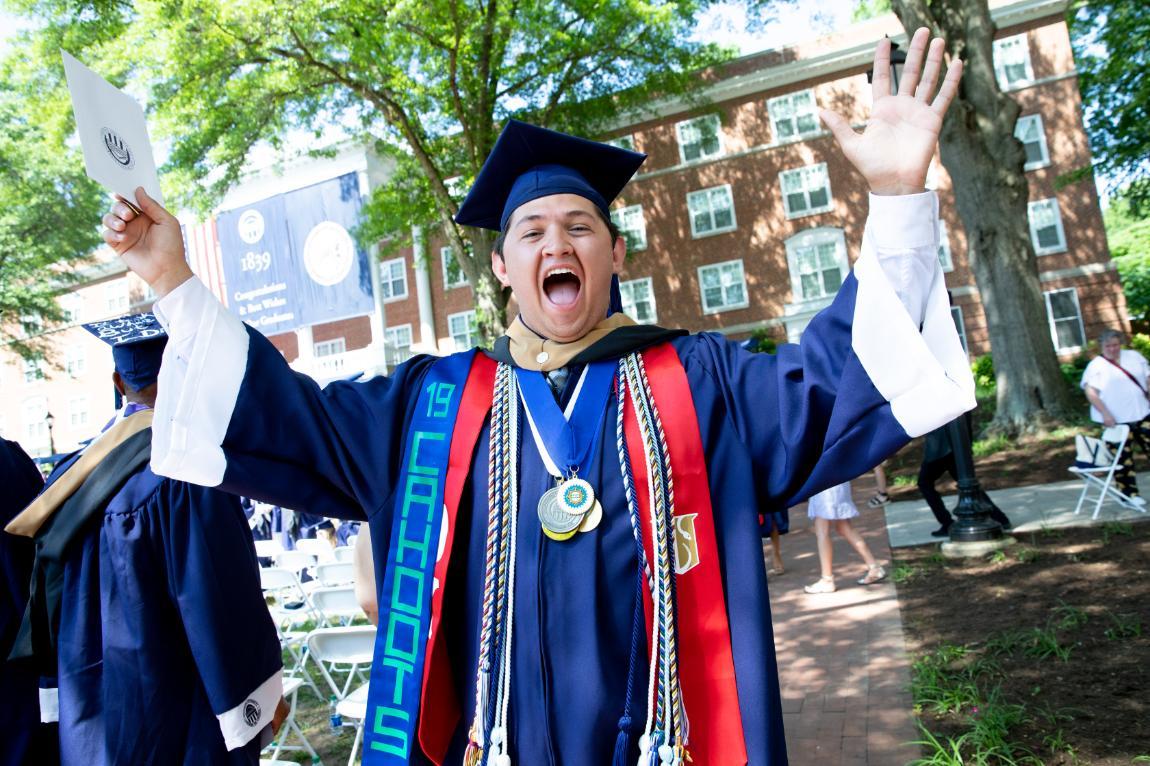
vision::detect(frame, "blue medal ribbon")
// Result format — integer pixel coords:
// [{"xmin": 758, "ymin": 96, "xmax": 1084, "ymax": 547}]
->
[
  {"xmin": 362, "ymin": 351, "xmax": 474, "ymax": 764},
  {"xmin": 514, "ymin": 361, "xmax": 616, "ymax": 478}
]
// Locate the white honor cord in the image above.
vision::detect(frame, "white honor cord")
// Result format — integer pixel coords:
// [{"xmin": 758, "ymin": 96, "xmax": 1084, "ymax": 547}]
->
[
  {"xmin": 492, "ymin": 377, "xmax": 521, "ymax": 765},
  {"xmin": 518, "ymin": 365, "xmax": 591, "ymax": 479}
]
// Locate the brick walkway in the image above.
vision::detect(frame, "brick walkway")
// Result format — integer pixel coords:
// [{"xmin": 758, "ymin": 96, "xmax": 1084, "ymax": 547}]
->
[{"xmin": 767, "ymin": 479, "xmax": 920, "ymax": 765}]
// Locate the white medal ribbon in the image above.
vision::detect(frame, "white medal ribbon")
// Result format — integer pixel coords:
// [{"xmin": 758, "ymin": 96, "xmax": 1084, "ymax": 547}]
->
[{"xmin": 518, "ymin": 366, "xmax": 589, "ymax": 479}]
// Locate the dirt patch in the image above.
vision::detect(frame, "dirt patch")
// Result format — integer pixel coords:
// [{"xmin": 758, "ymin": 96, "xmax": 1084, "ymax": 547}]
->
[{"xmin": 894, "ymin": 524, "xmax": 1150, "ymax": 764}]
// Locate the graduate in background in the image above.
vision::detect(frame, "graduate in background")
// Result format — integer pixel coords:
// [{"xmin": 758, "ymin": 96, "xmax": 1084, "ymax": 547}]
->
[
  {"xmin": 1, "ymin": 438, "xmax": 53, "ymax": 766},
  {"xmin": 5, "ymin": 315, "xmax": 284, "ymax": 766},
  {"xmin": 102, "ymin": 31, "xmax": 972, "ymax": 766}
]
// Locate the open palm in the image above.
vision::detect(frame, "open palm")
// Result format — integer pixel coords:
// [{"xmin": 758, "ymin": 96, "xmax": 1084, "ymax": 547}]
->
[{"xmin": 822, "ymin": 29, "xmax": 963, "ymax": 196}]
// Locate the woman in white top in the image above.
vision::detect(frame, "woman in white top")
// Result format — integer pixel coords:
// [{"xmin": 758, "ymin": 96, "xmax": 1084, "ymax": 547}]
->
[{"xmin": 1081, "ymin": 328, "xmax": 1150, "ymax": 503}]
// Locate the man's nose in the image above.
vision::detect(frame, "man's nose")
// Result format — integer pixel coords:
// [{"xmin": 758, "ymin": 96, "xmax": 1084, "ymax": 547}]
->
[{"xmin": 541, "ymin": 227, "xmax": 573, "ymax": 257}]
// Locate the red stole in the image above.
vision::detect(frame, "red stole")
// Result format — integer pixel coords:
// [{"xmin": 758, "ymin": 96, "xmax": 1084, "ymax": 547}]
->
[{"xmin": 417, "ymin": 345, "xmax": 746, "ymax": 764}]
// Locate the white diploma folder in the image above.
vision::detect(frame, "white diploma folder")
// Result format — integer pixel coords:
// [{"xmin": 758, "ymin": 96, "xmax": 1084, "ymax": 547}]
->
[{"xmin": 61, "ymin": 50, "xmax": 163, "ymax": 208}]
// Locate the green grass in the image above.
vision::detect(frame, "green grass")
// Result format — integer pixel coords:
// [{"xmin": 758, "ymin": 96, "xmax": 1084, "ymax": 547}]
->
[
  {"xmin": 892, "ymin": 473, "xmax": 918, "ymax": 488},
  {"xmin": 1104, "ymin": 611, "xmax": 1143, "ymax": 640},
  {"xmin": 972, "ymin": 433, "xmax": 1013, "ymax": 458}
]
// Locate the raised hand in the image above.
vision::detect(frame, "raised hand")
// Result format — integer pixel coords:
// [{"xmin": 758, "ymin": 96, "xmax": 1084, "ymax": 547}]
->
[
  {"xmin": 102, "ymin": 187, "xmax": 194, "ymax": 298},
  {"xmin": 820, "ymin": 28, "xmax": 963, "ymax": 196}
]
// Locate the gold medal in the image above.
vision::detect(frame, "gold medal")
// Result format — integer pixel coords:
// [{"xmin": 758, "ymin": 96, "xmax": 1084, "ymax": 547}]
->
[
  {"xmin": 577, "ymin": 500, "xmax": 603, "ymax": 533},
  {"xmin": 543, "ymin": 525, "xmax": 579, "ymax": 542}
]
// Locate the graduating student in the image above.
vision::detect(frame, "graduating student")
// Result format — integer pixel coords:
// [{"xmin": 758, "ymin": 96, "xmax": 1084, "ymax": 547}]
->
[
  {"xmin": 5, "ymin": 314, "xmax": 283, "ymax": 766},
  {"xmin": 1, "ymin": 438, "xmax": 52, "ymax": 766},
  {"xmin": 102, "ymin": 31, "xmax": 973, "ymax": 766}
]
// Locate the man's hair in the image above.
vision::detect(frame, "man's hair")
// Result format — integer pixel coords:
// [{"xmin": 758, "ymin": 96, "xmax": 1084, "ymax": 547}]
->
[
  {"xmin": 492, "ymin": 205, "xmax": 622, "ymax": 257},
  {"xmin": 1100, "ymin": 328, "xmax": 1125, "ymax": 346}
]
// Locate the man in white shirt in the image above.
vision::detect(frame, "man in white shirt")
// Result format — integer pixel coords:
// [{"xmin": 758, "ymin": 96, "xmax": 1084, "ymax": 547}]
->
[{"xmin": 1081, "ymin": 328, "xmax": 1150, "ymax": 503}]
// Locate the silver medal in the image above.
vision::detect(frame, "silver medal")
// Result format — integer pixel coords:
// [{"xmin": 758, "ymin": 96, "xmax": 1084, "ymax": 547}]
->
[{"xmin": 537, "ymin": 486, "xmax": 584, "ymax": 535}]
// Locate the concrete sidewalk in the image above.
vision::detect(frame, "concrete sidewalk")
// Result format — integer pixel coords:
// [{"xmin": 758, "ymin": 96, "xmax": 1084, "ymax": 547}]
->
[{"xmin": 768, "ymin": 480, "xmax": 920, "ymax": 765}]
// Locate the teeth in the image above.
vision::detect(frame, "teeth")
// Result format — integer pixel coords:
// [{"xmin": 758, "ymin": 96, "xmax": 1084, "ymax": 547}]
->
[{"xmin": 545, "ymin": 267, "xmax": 576, "ymax": 278}]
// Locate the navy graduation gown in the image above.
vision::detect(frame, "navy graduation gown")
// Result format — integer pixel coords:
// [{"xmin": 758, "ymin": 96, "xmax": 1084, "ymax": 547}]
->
[
  {"xmin": 1, "ymin": 439, "xmax": 48, "ymax": 766},
  {"xmin": 43, "ymin": 457, "xmax": 282, "ymax": 765}
]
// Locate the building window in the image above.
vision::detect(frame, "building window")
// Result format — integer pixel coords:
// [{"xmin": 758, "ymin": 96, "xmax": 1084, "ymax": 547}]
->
[
  {"xmin": 448, "ymin": 310, "xmax": 479, "ymax": 351},
  {"xmin": 675, "ymin": 114, "xmax": 723, "ymax": 164},
  {"xmin": 606, "ymin": 135, "xmax": 635, "ymax": 151},
  {"xmin": 69, "ymin": 396, "xmax": 89, "ymax": 428},
  {"xmin": 384, "ymin": 324, "xmax": 414, "ymax": 369},
  {"xmin": 314, "ymin": 338, "xmax": 346, "ymax": 358},
  {"xmin": 620, "ymin": 277, "xmax": 658, "ymax": 323},
  {"xmin": 379, "ymin": 257, "xmax": 408, "ymax": 302},
  {"xmin": 1044, "ymin": 288, "xmax": 1086, "ymax": 351},
  {"xmin": 65, "ymin": 345, "xmax": 86, "ymax": 378},
  {"xmin": 22, "ymin": 398, "xmax": 48, "ymax": 444},
  {"xmin": 1028, "ymin": 198, "xmax": 1067, "ymax": 255},
  {"xmin": 951, "ymin": 305, "xmax": 968, "ymax": 354},
  {"xmin": 698, "ymin": 259, "xmax": 749, "ymax": 313},
  {"xmin": 105, "ymin": 282, "xmax": 129, "ymax": 314},
  {"xmin": 611, "ymin": 205, "xmax": 648, "ymax": 252},
  {"xmin": 767, "ymin": 89, "xmax": 819, "ymax": 141},
  {"xmin": 780, "ymin": 163, "xmax": 833, "ymax": 219},
  {"xmin": 938, "ymin": 221, "xmax": 954, "ymax": 272},
  {"xmin": 785, "ymin": 227, "xmax": 848, "ymax": 302},
  {"xmin": 60, "ymin": 294, "xmax": 82, "ymax": 324},
  {"xmin": 23, "ymin": 358, "xmax": 45, "ymax": 384},
  {"xmin": 440, "ymin": 246, "xmax": 469, "ymax": 290},
  {"xmin": 687, "ymin": 184, "xmax": 737, "ymax": 238},
  {"xmin": 993, "ymin": 34, "xmax": 1034, "ymax": 89},
  {"xmin": 1015, "ymin": 115, "xmax": 1050, "ymax": 170}
]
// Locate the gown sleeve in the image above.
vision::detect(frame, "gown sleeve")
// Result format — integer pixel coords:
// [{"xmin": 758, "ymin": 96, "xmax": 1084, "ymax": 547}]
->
[
  {"xmin": 151, "ymin": 279, "xmax": 434, "ymax": 521},
  {"xmin": 681, "ymin": 192, "xmax": 975, "ymax": 507},
  {"xmin": 158, "ymin": 480, "xmax": 285, "ymax": 750}
]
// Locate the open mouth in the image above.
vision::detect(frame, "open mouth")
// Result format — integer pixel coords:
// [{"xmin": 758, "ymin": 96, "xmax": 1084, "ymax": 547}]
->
[{"xmin": 542, "ymin": 267, "xmax": 582, "ymax": 308}]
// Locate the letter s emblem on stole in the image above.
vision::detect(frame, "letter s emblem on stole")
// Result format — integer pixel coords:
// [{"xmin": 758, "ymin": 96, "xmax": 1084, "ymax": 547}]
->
[{"xmin": 673, "ymin": 514, "xmax": 700, "ymax": 574}]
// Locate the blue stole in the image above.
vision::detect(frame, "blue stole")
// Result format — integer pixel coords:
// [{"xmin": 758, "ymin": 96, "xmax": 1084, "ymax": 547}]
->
[{"xmin": 363, "ymin": 351, "xmax": 475, "ymax": 763}]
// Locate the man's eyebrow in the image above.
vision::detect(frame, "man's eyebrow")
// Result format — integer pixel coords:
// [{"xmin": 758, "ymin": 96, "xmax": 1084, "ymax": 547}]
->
[{"xmin": 512, "ymin": 209, "xmax": 597, "ymax": 228}]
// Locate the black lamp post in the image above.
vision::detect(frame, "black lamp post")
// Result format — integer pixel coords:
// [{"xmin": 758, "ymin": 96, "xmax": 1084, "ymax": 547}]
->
[
  {"xmin": 46, "ymin": 411, "xmax": 57, "ymax": 457},
  {"xmin": 866, "ymin": 37, "xmax": 908, "ymax": 93},
  {"xmin": 945, "ymin": 414, "xmax": 1005, "ymax": 542}
]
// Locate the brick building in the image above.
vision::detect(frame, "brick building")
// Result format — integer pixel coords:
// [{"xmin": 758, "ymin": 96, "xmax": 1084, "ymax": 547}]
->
[{"xmin": 0, "ymin": 0, "xmax": 1125, "ymax": 458}]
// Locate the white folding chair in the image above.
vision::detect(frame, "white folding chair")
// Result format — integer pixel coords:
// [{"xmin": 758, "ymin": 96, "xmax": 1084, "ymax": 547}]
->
[
  {"xmin": 259, "ymin": 567, "xmax": 322, "ymax": 697},
  {"xmin": 1070, "ymin": 425, "xmax": 1147, "ymax": 519},
  {"xmin": 306, "ymin": 626, "xmax": 376, "ymax": 766},
  {"xmin": 346, "ymin": 533, "xmax": 359, "ymax": 547},
  {"xmin": 275, "ymin": 550, "xmax": 318, "ymax": 579},
  {"xmin": 310, "ymin": 585, "xmax": 364, "ymax": 627},
  {"xmin": 315, "ymin": 561, "xmax": 356, "ymax": 587},
  {"xmin": 263, "ymin": 676, "xmax": 319, "ymax": 762},
  {"xmin": 295, "ymin": 537, "xmax": 336, "ymax": 562},
  {"xmin": 333, "ymin": 545, "xmax": 356, "ymax": 563},
  {"xmin": 253, "ymin": 539, "xmax": 284, "ymax": 559}
]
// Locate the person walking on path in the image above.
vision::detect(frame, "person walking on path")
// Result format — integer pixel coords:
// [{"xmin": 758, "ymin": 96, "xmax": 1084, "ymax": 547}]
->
[
  {"xmin": 867, "ymin": 462, "xmax": 890, "ymax": 508},
  {"xmin": 918, "ymin": 417, "xmax": 1012, "ymax": 536},
  {"xmin": 803, "ymin": 481, "xmax": 886, "ymax": 594},
  {"xmin": 760, "ymin": 508, "xmax": 789, "ymax": 576},
  {"xmin": 1082, "ymin": 328, "xmax": 1150, "ymax": 505}
]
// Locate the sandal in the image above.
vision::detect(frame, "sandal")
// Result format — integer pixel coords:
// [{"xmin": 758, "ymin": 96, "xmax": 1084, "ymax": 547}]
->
[
  {"xmin": 867, "ymin": 492, "xmax": 890, "ymax": 509},
  {"xmin": 767, "ymin": 566, "xmax": 785, "ymax": 577},
  {"xmin": 804, "ymin": 576, "xmax": 836, "ymax": 594},
  {"xmin": 858, "ymin": 565, "xmax": 887, "ymax": 585}
]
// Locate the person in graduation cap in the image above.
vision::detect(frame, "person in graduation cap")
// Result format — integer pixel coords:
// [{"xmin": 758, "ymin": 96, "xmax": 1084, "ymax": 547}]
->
[
  {"xmin": 102, "ymin": 30, "xmax": 972, "ymax": 766},
  {"xmin": 4, "ymin": 313, "xmax": 284, "ymax": 766}
]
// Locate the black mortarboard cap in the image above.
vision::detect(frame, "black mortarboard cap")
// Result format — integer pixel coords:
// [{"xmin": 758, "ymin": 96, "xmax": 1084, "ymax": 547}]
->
[
  {"xmin": 82, "ymin": 312, "xmax": 167, "ymax": 390},
  {"xmin": 454, "ymin": 120, "xmax": 647, "ymax": 232}
]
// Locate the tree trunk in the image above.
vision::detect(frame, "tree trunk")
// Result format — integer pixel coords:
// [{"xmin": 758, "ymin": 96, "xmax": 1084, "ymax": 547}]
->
[{"xmin": 891, "ymin": 0, "xmax": 1076, "ymax": 435}]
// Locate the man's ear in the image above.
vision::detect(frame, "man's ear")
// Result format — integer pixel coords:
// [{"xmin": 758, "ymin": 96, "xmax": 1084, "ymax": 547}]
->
[
  {"xmin": 490, "ymin": 250, "xmax": 511, "ymax": 287},
  {"xmin": 112, "ymin": 371, "xmax": 126, "ymax": 397},
  {"xmin": 611, "ymin": 235, "xmax": 626, "ymax": 274}
]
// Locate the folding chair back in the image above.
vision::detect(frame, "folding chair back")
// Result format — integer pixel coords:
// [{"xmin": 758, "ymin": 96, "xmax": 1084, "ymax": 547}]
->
[
  {"xmin": 295, "ymin": 537, "xmax": 335, "ymax": 561},
  {"xmin": 306, "ymin": 625, "xmax": 377, "ymax": 699},
  {"xmin": 310, "ymin": 585, "xmax": 363, "ymax": 625},
  {"xmin": 315, "ymin": 561, "xmax": 356, "ymax": 586},
  {"xmin": 274, "ymin": 550, "xmax": 317, "ymax": 580},
  {"xmin": 260, "ymin": 566, "xmax": 319, "ymax": 629},
  {"xmin": 1069, "ymin": 425, "xmax": 1137, "ymax": 519},
  {"xmin": 333, "ymin": 545, "xmax": 356, "ymax": 563},
  {"xmin": 253, "ymin": 539, "xmax": 284, "ymax": 559}
]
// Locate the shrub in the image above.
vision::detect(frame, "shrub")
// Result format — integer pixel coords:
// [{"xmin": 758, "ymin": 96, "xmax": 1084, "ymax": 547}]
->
[{"xmin": 972, "ymin": 354, "xmax": 995, "ymax": 390}]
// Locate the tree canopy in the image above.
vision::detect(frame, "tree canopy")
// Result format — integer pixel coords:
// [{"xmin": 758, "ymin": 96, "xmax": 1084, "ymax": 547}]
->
[
  {"xmin": 1070, "ymin": 0, "xmax": 1150, "ymax": 214},
  {"xmin": 1104, "ymin": 191, "xmax": 1150, "ymax": 330}
]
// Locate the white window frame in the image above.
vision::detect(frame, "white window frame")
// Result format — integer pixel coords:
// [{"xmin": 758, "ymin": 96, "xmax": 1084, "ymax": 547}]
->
[
  {"xmin": 697, "ymin": 259, "xmax": 749, "ymax": 314},
  {"xmin": 69, "ymin": 396, "xmax": 89, "ymax": 429},
  {"xmin": 780, "ymin": 163, "xmax": 834, "ymax": 219},
  {"xmin": 619, "ymin": 277, "xmax": 658, "ymax": 324},
  {"xmin": 1028, "ymin": 198, "xmax": 1067, "ymax": 255},
  {"xmin": 65, "ymin": 345, "xmax": 86, "ymax": 378},
  {"xmin": 23, "ymin": 358, "xmax": 44, "ymax": 384},
  {"xmin": 440, "ymin": 246, "xmax": 469, "ymax": 290},
  {"xmin": 104, "ymin": 281, "xmax": 129, "ymax": 314},
  {"xmin": 767, "ymin": 89, "xmax": 820, "ymax": 142},
  {"xmin": 784, "ymin": 227, "xmax": 849, "ymax": 303},
  {"xmin": 314, "ymin": 338, "xmax": 346, "ymax": 358},
  {"xmin": 993, "ymin": 34, "xmax": 1035, "ymax": 90},
  {"xmin": 611, "ymin": 204, "xmax": 648, "ymax": 252},
  {"xmin": 1044, "ymin": 288, "xmax": 1086, "ymax": 352},
  {"xmin": 22, "ymin": 397, "xmax": 48, "ymax": 444},
  {"xmin": 1015, "ymin": 114, "xmax": 1050, "ymax": 171},
  {"xmin": 606, "ymin": 135, "xmax": 635, "ymax": 152},
  {"xmin": 384, "ymin": 324, "xmax": 414, "ymax": 369},
  {"xmin": 60, "ymin": 294, "xmax": 82, "ymax": 324},
  {"xmin": 938, "ymin": 221, "xmax": 954, "ymax": 272},
  {"xmin": 379, "ymin": 257, "xmax": 409, "ymax": 302},
  {"xmin": 675, "ymin": 114, "xmax": 724, "ymax": 164},
  {"xmin": 447, "ymin": 310, "xmax": 479, "ymax": 351},
  {"xmin": 951, "ymin": 305, "xmax": 968, "ymax": 355},
  {"xmin": 686, "ymin": 184, "xmax": 737, "ymax": 238}
]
